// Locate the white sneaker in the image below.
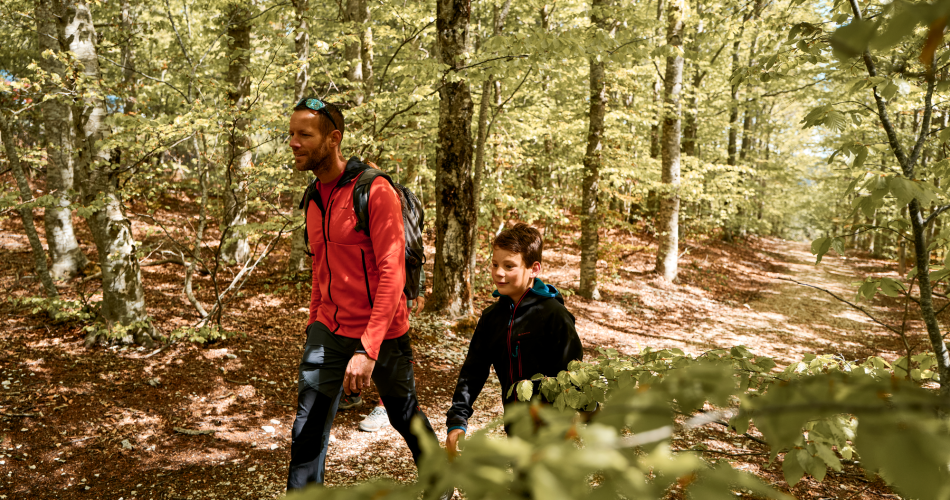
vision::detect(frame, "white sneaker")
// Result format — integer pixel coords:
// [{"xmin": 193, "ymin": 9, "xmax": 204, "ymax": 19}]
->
[{"xmin": 358, "ymin": 406, "xmax": 390, "ymax": 432}]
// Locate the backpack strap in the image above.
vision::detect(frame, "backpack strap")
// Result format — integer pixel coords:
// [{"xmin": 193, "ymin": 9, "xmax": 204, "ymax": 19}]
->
[
  {"xmin": 352, "ymin": 167, "xmax": 395, "ymax": 237},
  {"xmin": 298, "ymin": 178, "xmax": 323, "ymax": 257}
]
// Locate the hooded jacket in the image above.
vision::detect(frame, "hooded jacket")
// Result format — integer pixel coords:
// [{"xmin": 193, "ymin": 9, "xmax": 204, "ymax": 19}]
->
[
  {"xmin": 305, "ymin": 157, "xmax": 409, "ymax": 360},
  {"xmin": 445, "ymin": 278, "xmax": 583, "ymax": 431}
]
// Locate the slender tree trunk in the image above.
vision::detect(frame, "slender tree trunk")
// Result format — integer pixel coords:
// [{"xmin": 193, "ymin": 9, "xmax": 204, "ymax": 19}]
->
[
  {"xmin": 726, "ymin": 38, "xmax": 741, "ymax": 166},
  {"xmin": 471, "ymin": 78, "xmax": 493, "ymax": 275},
  {"xmin": 683, "ymin": 64, "xmax": 700, "ymax": 157},
  {"xmin": 63, "ymin": 1, "xmax": 152, "ymax": 345},
  {"xmin": 579, "ymin": 0, "xmax": 612, "ymax": 300},
  {"xmin": 287, "ymin": 0, "xmax": 311, "ymax": 274},
  {"xmin": 427, "ymin": 0, "xmax": 475, "ymax": 316},
  {"xmin": 36, "ymin": 0, "xmax": 87, "ymax": 280},
  {"xmin": 0, "ymin": 115, "xmax": 59, "ymax": 298},
  {"xmin": 468, "ymin": 0, "xmax": 512, "ymax": 280},
  {"xmin": 221, "ymin": 3, "xmax": 251, "ymax": 265},
  {"xmin": 120, "ymin": 0, "xmax": 137, "ymax": 112},
  {"xmin": 656, "ymin": 0, "xmax": 684, "ymax": 281},
  {"xmin": 649, "ymin": 0, "xmax": 664, "ymax": 160},
  {"xmin": 343, "ymin": 0, "xmax": 369, "ymax": 105},
  {"xmin": 846, "ymin": 0, "xmax": 950, "ymax": 400}
]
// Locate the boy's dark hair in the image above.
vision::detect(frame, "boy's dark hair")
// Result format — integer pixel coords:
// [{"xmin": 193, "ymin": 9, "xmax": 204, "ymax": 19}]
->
[
  {"xmin": 493, "ymin": 223, "xmax": 543, "ymax": 266},
  {"xmin": 293, "ymin": 98, "xmax": 345, "ymax": 139}
]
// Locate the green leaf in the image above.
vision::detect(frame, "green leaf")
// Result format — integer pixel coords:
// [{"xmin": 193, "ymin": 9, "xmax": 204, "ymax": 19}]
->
[
  {"xmin": 811, "ymin": 237, "xmax": 832, "ymax": 264},
  {"xmin": 879, "ymin": 277, "xmax": 905, "ymax": 297},
  {"xmin": 829, "ymin": 19, "xmax": 877, "ymax": 58},
  {"xmin": 782, "ymin": 449, "xmax": 806, "ymax": 486},
  {"xmin": 881, "ymin": 80, "xmax": 900, "ymax": 100},
  {"xmin": 869, "ymin": 8, "xmax": 925, "ymax": 51},
  {"xmin": 517, "ymin": 380, "xmax": 534, "ymax": 402}
]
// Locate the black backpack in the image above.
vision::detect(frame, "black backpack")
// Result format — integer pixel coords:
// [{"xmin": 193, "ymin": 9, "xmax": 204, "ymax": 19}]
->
[{"xmin": 299, "ymin": 163, "xmax": 426, "ymax": 300}]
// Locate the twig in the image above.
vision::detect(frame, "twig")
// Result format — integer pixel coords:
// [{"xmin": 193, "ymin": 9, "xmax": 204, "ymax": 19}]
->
[
  {"xmin": 841, "ymin": 484, "xmax": 872, "ymax": 500},
  {"xmin": 225, "ymin": 378, "xmax": 249, "ymax": 385},
  {"xmin": 0, "ymin": 412, "xmax": 37, "ymax": 418},
  {"xmin": 173, "ymin": 427, "xmax": 215, "ymax": 436}
]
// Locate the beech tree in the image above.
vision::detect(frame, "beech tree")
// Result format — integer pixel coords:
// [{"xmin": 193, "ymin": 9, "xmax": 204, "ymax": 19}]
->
[
  {"xmin": 428, "ymin": 0, "xmax": 475, "ymax": 317},
  {"xmin": 655, "ymin": 0, "xmax": 684, "ymax": 281}
]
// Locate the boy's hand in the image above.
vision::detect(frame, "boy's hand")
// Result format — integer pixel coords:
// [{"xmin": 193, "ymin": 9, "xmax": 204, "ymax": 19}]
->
[
  {"xmin": 343, "ymin": 353, "xmax": 376, "ymax": 395},
  {"xmin": 445, "ymin": 428, "xmax": 465, "ymax": 460}
]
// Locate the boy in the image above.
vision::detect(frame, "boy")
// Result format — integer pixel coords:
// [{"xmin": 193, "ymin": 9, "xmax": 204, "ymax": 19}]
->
[{"xmin": 444, "ymin": 223, "xmax": 583, "ymax": 455}]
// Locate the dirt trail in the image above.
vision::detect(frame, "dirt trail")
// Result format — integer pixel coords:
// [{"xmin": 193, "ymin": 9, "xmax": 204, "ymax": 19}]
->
[{"xmin": 561, "ymin": 238, "xmax": 906, "ymax": 366}]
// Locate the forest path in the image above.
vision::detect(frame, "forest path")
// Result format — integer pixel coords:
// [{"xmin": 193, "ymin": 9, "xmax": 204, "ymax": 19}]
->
[
  {"xmin": 561, "ymin": 237, "xmax": 906, "ymax": 366},
  {"xmin": 0, "ymin": 234, "xmax": 908, "ymax": 499}
]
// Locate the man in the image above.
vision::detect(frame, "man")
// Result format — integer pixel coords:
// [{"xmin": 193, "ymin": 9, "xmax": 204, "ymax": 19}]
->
[{"xmin": 286, "ymin": 97, "xmax": 436, "ymax": 490}]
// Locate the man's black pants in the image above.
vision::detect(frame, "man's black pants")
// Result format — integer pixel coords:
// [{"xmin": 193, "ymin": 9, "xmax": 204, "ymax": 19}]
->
[{"xmin": 286, "ymin": 321, "xmax": 435, "ymax": 490}]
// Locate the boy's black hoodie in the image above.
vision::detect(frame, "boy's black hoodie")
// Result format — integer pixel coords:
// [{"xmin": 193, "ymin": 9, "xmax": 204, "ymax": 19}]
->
[{"xmin": 445, "ymin": 277, "xmax": 583, "ymax": 432}]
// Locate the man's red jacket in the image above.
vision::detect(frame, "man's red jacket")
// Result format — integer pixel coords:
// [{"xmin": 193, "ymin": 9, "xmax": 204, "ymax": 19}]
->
[{"xmin": 305, "ymin": 158, "xmax": 409, "ymax": 360}]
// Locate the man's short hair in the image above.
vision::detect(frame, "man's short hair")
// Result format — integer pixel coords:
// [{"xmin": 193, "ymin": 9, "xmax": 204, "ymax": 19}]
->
[
  {"xmin": 294, "ymin": 98, "xmax": 345, "ymax": 139},
  {"xmin": 493, "ymin": 223, "xmax": 543, "ymax": 266}
]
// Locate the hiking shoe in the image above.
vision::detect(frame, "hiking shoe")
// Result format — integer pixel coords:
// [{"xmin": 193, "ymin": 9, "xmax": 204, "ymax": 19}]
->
[
  {"xmin": 338, "ymin": 393, "xmax": 363, "ymax": 410},
  {"xmin": 358, "ymin": 406, "xmax": 390, "ymax": 432}
]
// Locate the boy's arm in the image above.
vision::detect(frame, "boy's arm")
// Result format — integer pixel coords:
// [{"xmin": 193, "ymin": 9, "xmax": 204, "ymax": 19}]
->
[{"xmin": 445, "ymin": 316, "xmax": 492, "ymax": 432}]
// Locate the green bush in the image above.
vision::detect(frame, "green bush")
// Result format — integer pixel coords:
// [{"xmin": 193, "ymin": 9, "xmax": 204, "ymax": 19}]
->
[{"xmin": 287, "ymin": 346, "xmax": 950, "ymax": 499}]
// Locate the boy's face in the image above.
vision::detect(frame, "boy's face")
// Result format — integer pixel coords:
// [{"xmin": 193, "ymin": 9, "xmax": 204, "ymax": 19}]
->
[{"xmin": 490, "ymin": 247, "xmax": 541, "ymax": 300}]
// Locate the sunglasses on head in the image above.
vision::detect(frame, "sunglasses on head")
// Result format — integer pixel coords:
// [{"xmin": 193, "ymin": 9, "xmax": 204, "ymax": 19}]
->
[{"xmin": 296, "ymin": 98, "xmax": 339, "ymax": 131}]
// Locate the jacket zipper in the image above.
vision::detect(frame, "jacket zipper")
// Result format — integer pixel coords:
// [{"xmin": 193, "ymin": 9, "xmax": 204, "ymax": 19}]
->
[
  {"xmin": 322, "ymin": 194, "xmax": 340, "ymax": 332},
  {"xmin": 507, "ymin": 290, "xmax": 530, "ymax": 384},
  {"xmin": 361, "ymin": 248, "xmax": 374, "ymax": 308}
]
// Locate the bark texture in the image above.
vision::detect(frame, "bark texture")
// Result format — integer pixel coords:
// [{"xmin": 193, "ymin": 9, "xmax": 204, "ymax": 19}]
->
[
  {"xmin": 469, "ymin": 0, "xmax": 512, "ymax": 278},
  {"xmin": 221, "ymin": 3, "xmax": 251, "ymax": 265},
  {"xmin": 579, "ymin": 0, "xmax": 611, "ymax": 300},
  {"xmin": 343, "ymin": 0, "xmax": 372, "ymax": 105},
  {"xmin": 36, "ymin": 0, "xmax": 87, "ymax": 280},
  {"xmin": 287, "ymin": 0, "xmax": 312, "ymax": 274},
  {"xmin": 428, "ymin": 0, "xmax": 475, "ymax": 316},
  {"xmin": 1, "ymin": 115, "xmax": 59, "ymax": 298},
  {"xmin": 656, "ymin": 0, "xmax": 684, "ymax": 282},
  {"xmin": 64, "ymin": 1, "xmax": 152, "ymax": 345}
]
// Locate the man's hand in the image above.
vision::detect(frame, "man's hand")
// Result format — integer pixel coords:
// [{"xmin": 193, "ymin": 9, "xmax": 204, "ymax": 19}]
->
[
  {"xmin": 445, "ymin": 428, "xmax": 465, "ymax": 460},
  {"xmin": 342, "ymin": 353, "xmax": 376, "ymax": 395},
  {"xmin": 412, "ymin": 296, "xmax": 426, "ymax": 315}
]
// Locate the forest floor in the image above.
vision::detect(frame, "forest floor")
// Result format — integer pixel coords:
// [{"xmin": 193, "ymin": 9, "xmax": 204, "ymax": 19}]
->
[{"xmin": 0, "ymin": 218, "xmax": 925, "ymax": 500}]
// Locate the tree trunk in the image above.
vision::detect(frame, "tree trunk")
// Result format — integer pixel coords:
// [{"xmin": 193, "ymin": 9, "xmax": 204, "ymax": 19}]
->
[
  {"xmin": 343, "ymin": 0, "xmax": 369, "ymax": 105},
  {"xmin": 649, "ymin": 0, "xmax": 664, "ymax": 160},
  {"xmin": 221, "ymin": 3, "xmax": 251, "ymax": 265},
  {"xmin": 471, "ymin": 77, "xmax": 493, "ymax": 276},
  {"xmin": 64, "ymin": 1, "xmax": 152, "ymax": 346},
  {"xmin": 468, "ymin": 0, "xmax": 512, "ymax": 280},
  {"xmin": 726, "ymin": 38, "xmax": 741, "ymax": 166},
  {"xmin": 579, "ymin": 0, "xmax": 612, "ymax": 300},
  {"xmin": 427, "ymin": 0, "xmax": 475, "ymax": 317},
  {"xmin": 656, "ymin": 0, "xmax": 684, "ymax": 282},
  {"xmin": 120, "ymin": 0, "xmax": 137, "ymax": 112},
  {"xmin": 682, "ymin": 64, "xmax": 700, "ymax": 157},
  {"xmin": 846, "ymin": 0, "xmax": 950, "ymax": 400},
  {"xmin": 36, "ymin": 0, "xmax": 87, "ymax": 280},
  {"xmin": 287, "ymin": 0, "xmax": 311, "ymax": 274},
  {"xmin": 0, "ymin": 114, "xmax": 59, "ymax": 299}
]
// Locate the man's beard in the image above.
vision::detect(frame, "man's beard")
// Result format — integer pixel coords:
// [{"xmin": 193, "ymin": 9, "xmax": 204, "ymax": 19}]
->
[{"xmin": 303, "ymin": 143, "xmax": 332, "ymax": 177}]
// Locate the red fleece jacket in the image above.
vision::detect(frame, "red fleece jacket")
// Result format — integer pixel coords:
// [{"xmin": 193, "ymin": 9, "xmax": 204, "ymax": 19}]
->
[{"xmin": 306, "ymin": 166, "xmax": 409, "ymax": 360}]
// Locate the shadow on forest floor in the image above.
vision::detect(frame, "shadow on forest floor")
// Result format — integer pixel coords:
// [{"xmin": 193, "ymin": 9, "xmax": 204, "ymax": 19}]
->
[{"xmin": 0, "ymin": 212, "xmax": 917, "ymax": 499}]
